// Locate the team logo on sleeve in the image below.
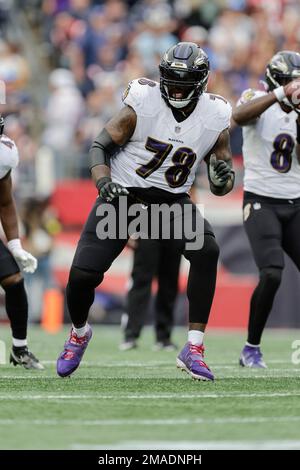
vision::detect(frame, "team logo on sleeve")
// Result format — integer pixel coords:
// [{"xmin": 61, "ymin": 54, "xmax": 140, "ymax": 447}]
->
[
  {"xmin": 122, "ymin": 82, "xmax": 132, "ymax": 102},
  {"xmin": 240, "ymin": 89, "xmax": 255, "ymax": 104}
]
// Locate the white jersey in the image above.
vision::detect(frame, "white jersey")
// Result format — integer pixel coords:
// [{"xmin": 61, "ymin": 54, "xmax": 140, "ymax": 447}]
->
[
  {"xmin": 0, "ymin": 135, "xmax": 19, "ymax": 179},
  {"xmin": 238, "ymin": 88, "xmax": 300, "ymax": 198},
  {"xmin": 111, "ymin": 78, "xmax": 232, "ymax": 193}
]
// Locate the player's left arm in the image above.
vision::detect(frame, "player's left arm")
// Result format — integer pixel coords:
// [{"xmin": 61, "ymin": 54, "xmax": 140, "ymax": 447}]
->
[
  {"xmin": 89, "ymin": 106, "xmax": 137, "ymax": 200},
  {"xmin": 204, "ymin": 128, "xmax": 235, "ymax": 196},
  {"xmin": 0, "ymin": 171, "xmax": 37, "ymax": 273}
]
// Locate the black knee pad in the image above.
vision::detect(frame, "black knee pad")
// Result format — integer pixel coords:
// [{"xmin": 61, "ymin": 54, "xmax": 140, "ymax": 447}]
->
[
  {"xmin": 68, "ymin": 267, "xmax": 103, "ymax": 290},
  {"xmin": 259, "ymin": 267, "xmax": 282, "ymax": 289}
]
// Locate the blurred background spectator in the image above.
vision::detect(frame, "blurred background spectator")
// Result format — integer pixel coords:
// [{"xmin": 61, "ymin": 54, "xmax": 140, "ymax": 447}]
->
[
  {"xmin": 4, "ymin": 0, "xmax": 299, "ymax": 183},
  {"xmin": 1, "ymin": 0, "xmax": 300, "ymax": 327},
  {"xmin": 9, "ymin": 0, "xmax": 299, "ymax": 183},
  {"xmin": 21, "ymin": 196, "xmax": 60, "ymax": 321},
  {"xmin": 42, "ymin": 68, "xmax": 84, "ymax": 179}
]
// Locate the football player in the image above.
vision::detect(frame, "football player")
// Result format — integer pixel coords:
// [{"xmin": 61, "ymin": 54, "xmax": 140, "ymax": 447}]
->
[
  {"xmin": 0, "ymin": 116, "xmax": 43, "ymax": 369},
  {"xmin": 233, "ymin": 51, "xmax": 300, "ymax": 368},
  {"xmin": 57, "ymin": 42, "xmax": 234, "ymax": 381}
]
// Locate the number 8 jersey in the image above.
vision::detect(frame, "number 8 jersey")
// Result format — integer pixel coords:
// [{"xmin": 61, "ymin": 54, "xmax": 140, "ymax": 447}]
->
[
  {"xmin": 110, "ymin": 78, "xmax": 232, "ymax": 193},
  {"xmin": 238, "ymin": 88, "xmax": 300, "ymax": 198}
]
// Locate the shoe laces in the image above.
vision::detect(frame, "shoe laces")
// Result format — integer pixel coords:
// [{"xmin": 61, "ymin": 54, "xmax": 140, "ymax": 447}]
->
[
  {"xmin": 70, "ymin": 330, "xmax": 87, "ymax": 345},
  {"xmin": 189, "ymin": 343, "xmax": 209, "ymax": 369},
  {"xmin": 190, "ymin": 343, "xmax": 205, "ymax": 356}
]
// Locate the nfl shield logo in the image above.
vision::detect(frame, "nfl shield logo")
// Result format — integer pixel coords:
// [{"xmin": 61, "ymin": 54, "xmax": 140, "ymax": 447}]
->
[{"xmin": 175, "ymin": 126, "xmax": 181, "ymax": 133}]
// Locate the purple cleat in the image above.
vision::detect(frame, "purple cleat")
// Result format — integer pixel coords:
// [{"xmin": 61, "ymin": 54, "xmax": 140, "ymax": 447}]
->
[
  {"xmin": 239, "ymin": 345, "xmax": 267, "ymax": 368},
  {"xmin": 176, "ymin": 342, "xmax": 214, "ymax": 381},
  {"xmin": 57, "ymin": 326, "xmax": 92, "ymax": 377}
]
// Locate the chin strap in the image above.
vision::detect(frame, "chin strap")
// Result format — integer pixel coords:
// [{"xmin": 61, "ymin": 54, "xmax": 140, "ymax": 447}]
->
[
  {"xmin": 168, "ymin": 100, "xmax": 191, "ymax": 109},
  {"xmin": 166, "ymin": 87, "xmax": 195, "ymax": 109}
]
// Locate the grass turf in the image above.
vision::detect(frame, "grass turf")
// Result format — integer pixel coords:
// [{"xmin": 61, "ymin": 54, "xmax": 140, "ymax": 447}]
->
[{"xmin": 0, "ymin": 325, "xmax": 300, "ymax": 449}]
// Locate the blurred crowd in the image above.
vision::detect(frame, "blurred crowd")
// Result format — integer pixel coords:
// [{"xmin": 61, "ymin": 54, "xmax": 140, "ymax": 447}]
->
[{"xmin": 0, "ymin": 0, "xmax": 300, "ymax": 191}]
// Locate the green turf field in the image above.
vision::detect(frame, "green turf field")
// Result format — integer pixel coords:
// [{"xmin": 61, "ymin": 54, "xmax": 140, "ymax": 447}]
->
[{"xmin": 0, "ymin": 326, "xmax": 300, "ymax": 450}]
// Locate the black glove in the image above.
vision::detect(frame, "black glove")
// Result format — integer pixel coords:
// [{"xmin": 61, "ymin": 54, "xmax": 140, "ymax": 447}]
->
[
  {"xmin": 209, "ymin": 154, "xmax": 233, "ymax": 187},
  {"xmin": 96, "ymin": 177, "xmax": 129, "ymax": 202}
]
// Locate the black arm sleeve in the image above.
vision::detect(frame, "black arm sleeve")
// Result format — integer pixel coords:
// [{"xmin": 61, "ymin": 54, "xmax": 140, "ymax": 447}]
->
[
  {"xmin": 296, "ymin": 120, "xmax": 300, "ymax": 144},
  {"xmin": 89, "ymin": 128, "xmax": 121, "ymax": 171}
]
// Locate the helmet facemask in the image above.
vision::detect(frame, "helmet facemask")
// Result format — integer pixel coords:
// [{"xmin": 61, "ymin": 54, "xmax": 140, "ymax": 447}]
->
[
  {"xmin": 265, "ymin": 51, "xmax": 300, "ymax": 113},
  {"xmin": 159, "ymin": 64, "xmax": 209, "ymax": 109}
]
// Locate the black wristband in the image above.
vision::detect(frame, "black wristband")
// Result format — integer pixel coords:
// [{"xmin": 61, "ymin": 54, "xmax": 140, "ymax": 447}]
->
[
  {"xmin": 96, "ymin": 177, "xmax": 112, "ymax": 192},
  {"xmin": 296, "ymin": 120, "xmax": 300, "ymax": 144}
]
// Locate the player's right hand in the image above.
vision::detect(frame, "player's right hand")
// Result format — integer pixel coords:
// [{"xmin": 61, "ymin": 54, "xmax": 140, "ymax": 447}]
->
[
  {"xmin": 283, "ymin": 79, "xmax": 300, "ymax": 109},
  {"xmin": 96, "ymin": 177, "xmax": 129, "ymax": 202},
  {"xmin": 7, "ymin": 239, "xmax": 38, "ymax": 274}
]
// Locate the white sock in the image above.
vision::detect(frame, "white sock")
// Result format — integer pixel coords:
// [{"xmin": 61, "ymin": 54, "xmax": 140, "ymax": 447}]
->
[
  {"xmin": 188, "ymin": 330, "xmax": 204, "ymax": 345},
  {"xmin": 12, "ymin": 338, "xmax": 27, "ymax": 348},
  {"xmin": 73, "ymin": 324, "xmax": 89, "ymax": 337},
  {"xmin": 246, "ymin": 341, "xmax": 260, "ymax": 348}
]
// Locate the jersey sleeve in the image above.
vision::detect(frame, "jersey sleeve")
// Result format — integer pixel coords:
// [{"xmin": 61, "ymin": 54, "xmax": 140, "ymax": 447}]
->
[
  {"xmin": 236, "ymin": 88, "xmax": 266, "ymax": 107},
  {"xmin": 122, "ymin": 78, "xmax": 159, "ymax": 116},
  {"xmin": 0, "ymin": 138, "xmax": 19, "ymax": 179},
  {"xmin": 217, "ymin": 98, "xmax": 232, "ymax": 132},
  {"xmin": 208, "ymin": 94, "xmax": 232, "ymax": 132}
]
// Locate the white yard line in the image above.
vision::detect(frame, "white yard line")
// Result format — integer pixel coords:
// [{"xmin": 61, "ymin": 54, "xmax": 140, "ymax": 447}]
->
[
  {"xmin": 70, "ymin": 440, "xmax": 300, "ymax": 450},
  {"xmin": 0, "ymin": 391, "xmax": 300, "ymax": 400},
  {"xmin": 1, "ymin": 416, "xmax": 300, "ymax": 426}
]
